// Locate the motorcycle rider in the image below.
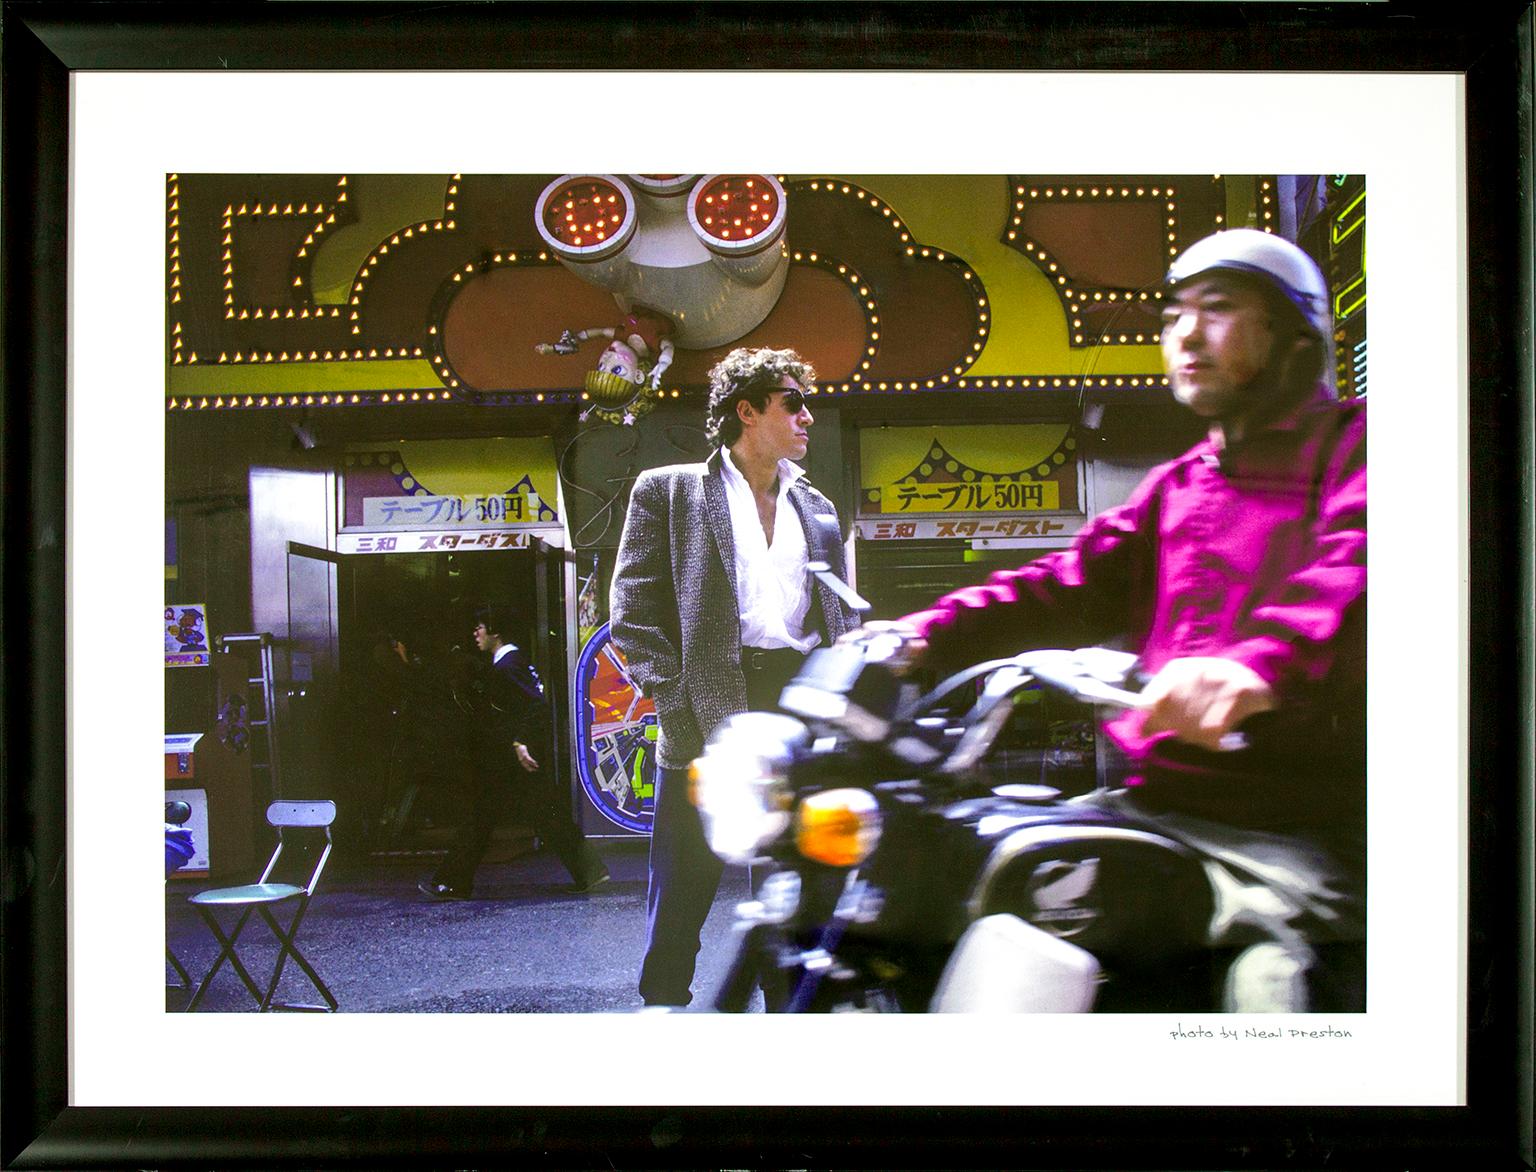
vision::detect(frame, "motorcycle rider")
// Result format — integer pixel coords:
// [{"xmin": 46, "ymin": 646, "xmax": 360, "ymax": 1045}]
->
[{"xmin": 872, "ymin": 228, "xmax": 1366, "ymax": 1012}]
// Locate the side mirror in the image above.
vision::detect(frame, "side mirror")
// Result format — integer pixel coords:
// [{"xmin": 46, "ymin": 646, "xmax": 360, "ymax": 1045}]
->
[{"xmin": 806, "ymin": 560, "xmax": 871, "ymax": 614}]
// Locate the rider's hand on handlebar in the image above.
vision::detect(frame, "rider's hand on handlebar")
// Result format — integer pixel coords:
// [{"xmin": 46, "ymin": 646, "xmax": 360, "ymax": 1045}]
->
[
  {"xmin": 837, "ymin": 620, "xmax": 927, "ymax": 675},
  {"xmin": 1139, "ymin": 656, "xmax": 1275, "ymax": 752}
]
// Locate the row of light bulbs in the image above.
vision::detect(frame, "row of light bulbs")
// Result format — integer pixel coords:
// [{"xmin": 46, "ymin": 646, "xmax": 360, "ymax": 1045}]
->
[
  {"xmin": 791, "ymin": 177, "xmax": 991, "ymax": 391},
  {"xmin": 169, "ymin": 174, "xmax": 345, "ymax": 359},
  {"xmin": 428, "ymin": 243, "xmax": 555, "ymax": 391},
  {"xmin": 1008, "ymin": 177, "xmax": 1238, "ymax": 348},
  {"xmin": 165, "ymin": 372, "xmax": 1170, "ymax": 412},
  {"xmin": 167, "ymin": 389, "xmax": 451, "ymax": 410},
  {"xmin": 178, "ymin": 346, "xmax": 426, "ymax": 365},
  {"xmin": 175, "ymin": 175, "xmax": 467, "ymax": 362},
  {"xmin": 787, "ymin": 243, "xmax": 881, "ymax": 381},
  {"xmin": 224, "ymin": 176, "xmax": 346, "ymax": 320},
  {"xmin": 345, "ymin": 176, "xmax": 459, "ymax": 339},
  {"xmin": 164, "ymin": 389, "xmax": 686, "ymax": 411}
]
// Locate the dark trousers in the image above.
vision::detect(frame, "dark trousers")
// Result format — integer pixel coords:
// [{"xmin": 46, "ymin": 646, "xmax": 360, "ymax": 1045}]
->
[
  {"xmin": 639, "ymin": 647, "xmax": 805, "ymax": 1007},
  {"xmin": 435, "ymin": 761, "xmax": 603, "ymax": 892}
]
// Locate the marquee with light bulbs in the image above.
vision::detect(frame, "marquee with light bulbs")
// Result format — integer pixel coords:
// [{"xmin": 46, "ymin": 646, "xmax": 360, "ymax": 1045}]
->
[{"xmin": 165, "ymin": 172, "xmax": 1344, "ymax": 414}]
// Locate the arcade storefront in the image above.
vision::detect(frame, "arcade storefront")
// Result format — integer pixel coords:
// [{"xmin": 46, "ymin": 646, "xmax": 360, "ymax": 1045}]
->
[{"xmin": 164, "ymin": 172, "xmax": 1365, "ymax": 871}]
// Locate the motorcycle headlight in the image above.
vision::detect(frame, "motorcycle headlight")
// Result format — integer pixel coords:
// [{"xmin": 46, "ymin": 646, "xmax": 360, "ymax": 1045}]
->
[
  {"xmin": 689, "ymin": 712, "xmax": 810, "ymax": 864},
  {"xmin": 795, "ymin": 788, "xmax": 883, "ymax": 868}
]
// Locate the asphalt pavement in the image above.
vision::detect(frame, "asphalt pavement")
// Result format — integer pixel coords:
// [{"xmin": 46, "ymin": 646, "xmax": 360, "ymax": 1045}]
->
[{"xmin": 166, "ymin": 832, "xmax": 763, "ymax": 1013}]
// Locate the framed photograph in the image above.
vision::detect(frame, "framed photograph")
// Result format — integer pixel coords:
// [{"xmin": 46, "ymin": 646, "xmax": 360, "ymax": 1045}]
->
[{"xmin": 4, "ymin": 3, "xmax": 1531, "ymax": 1167}]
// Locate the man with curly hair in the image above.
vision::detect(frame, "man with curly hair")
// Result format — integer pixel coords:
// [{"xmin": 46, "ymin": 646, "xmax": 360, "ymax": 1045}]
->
[{"xmin": 610, "ymin": 346, "xmax": 859, "ymax": 1008}]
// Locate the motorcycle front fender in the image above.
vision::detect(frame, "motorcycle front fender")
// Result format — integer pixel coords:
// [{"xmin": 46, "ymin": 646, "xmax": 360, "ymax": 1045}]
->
[{"xmin": 929, "ymin": 913, "xmax": 1101, "ymax": 1013}]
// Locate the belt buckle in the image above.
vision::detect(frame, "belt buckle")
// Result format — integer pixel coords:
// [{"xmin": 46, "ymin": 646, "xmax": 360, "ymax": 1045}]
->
[{"xmin": 745, "ymin": 648, "xmax": 761, "ymax": 671}]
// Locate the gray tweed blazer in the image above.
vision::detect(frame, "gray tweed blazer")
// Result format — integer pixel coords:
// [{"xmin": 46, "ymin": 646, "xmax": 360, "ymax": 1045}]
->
[{"xmin": 609, "ymin": 449, "xmax": 859, "ymax": 769}]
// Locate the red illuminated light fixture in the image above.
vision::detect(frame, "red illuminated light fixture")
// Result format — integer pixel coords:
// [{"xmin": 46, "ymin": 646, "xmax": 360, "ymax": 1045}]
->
[
  {"xmin": 687, "ymin": 174, "xmax": 787, "ymax": 255},
  {"xmin": 535, "ymin": 175, "xmax": 637, "ymax": 261}
]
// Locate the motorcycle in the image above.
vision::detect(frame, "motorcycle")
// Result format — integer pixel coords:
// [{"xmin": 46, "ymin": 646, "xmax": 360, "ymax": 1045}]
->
[{"xmin": 692, "ymin": 588, "xmax": 1232, "ymax": 1014}]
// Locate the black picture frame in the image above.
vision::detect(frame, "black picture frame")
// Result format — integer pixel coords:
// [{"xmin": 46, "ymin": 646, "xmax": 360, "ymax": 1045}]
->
[{"xmin": 3, "ymin": 3, "xmax": 1532, "ymax": 1167}]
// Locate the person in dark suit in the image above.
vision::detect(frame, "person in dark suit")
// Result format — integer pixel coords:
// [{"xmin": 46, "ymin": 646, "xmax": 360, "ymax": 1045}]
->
[
  {"xmin": 418, "ymin": 604, "xmax": 608, "ymax": 899},
  {"xmin": 609, "ymin": 346, "xmax": 860, "ymax": 1007}
]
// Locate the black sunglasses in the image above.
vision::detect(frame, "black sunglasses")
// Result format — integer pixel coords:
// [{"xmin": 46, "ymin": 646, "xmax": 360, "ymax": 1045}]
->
[{"xmin": 774, "ymin": 389, "xmax": 809, "ymax": 413}]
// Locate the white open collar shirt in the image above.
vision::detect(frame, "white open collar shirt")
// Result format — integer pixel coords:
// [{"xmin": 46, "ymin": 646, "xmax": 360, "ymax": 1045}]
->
[{"xmin": 719, "ymin": 448, "xmax": 819, "ymax": 653}]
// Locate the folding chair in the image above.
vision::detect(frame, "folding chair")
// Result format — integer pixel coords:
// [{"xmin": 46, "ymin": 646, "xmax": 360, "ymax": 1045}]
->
[
  {"xmin": 165, "ymin": 800, "xmax": 194, "ymax": 991},
  {"xmin": 184, "ymin": 799, "xmax": 338, "ymax": 1012}
]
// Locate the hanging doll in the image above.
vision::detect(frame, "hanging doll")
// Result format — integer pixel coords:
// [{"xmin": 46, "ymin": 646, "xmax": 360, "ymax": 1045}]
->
[{"xmin": 535, "ymin": 308, "xmax": 676, "ymax": 425}]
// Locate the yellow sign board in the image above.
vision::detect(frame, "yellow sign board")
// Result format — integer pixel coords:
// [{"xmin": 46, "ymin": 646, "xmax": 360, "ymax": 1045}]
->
[
  {"xmin": 859, "ymin": 423, "xmax": 1078, "ymax": 517},
  {"xmin": 343, "ymin": 437, "xmax": 560, "ymax": 529}
]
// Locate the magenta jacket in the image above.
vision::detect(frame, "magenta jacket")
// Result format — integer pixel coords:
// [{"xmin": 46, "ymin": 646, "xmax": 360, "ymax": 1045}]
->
[{"xmin": 903, "ymin": 390, "xmax": 1366, "ymax": 824}]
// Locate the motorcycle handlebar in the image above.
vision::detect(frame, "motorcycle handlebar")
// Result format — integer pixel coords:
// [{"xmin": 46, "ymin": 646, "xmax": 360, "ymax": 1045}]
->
[{"xmin": 882, "ymin": 645, "xmax": 1249, "ymax": 761}]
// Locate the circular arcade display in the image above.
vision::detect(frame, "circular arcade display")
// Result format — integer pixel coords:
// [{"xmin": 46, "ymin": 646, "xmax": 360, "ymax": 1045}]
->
[{"xmin": 573, "ymin": 621, "xmax": 657, "ymax": 834}]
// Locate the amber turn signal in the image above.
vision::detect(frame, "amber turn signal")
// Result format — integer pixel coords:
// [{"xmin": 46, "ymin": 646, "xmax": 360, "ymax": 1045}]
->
[{"xmin": 795, "ymin": 789, "xmax": 882, "ymax": 868}]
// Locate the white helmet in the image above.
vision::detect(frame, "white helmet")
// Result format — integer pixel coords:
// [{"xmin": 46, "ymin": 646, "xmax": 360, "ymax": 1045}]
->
[
  {"xmin": 1167, "ymin": 228, "xmax": 1335, "ymax": 394},
  {"xmin": 1166, "ymin": 228, "xmax": 1332, "ymax": 343}
]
